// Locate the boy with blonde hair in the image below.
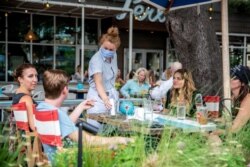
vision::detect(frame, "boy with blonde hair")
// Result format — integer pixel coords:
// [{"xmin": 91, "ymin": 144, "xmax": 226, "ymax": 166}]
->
[{"xmin": 37, "ymin": 69, "xmax": 132, "ymax": 161}]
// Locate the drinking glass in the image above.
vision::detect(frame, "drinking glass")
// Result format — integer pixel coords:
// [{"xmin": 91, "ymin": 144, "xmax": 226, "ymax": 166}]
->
[
  {"xmin": 196, "ymin": 106, "xmax": 208, "ymax": 125},
  {"xmin": 177, "ymin": 102, "xmax": 186, "ymax": 120},
  {"xmin": 143, "ymin": 99, "xmax": 153, "ymax": 121}
]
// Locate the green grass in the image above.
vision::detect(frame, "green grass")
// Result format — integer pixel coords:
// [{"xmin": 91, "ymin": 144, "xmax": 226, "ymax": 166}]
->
[{"xmin": 52, "ymin": 112, "xmax": 249, "ymax": 167}]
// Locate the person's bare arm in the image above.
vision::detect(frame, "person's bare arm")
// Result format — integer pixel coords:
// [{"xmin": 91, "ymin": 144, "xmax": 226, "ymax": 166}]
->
[
  {"xmin": 20, "ymin": 95, "xmax": 36, "ymax": 131},
  {"xmin": 231, "ymin": 94, "xmax": 250, "ymax": 132},
  {"xmin": 119, "ymin": 78, "xmax": 125, "ymax": 85},
  {"xmin": 84, "ymin": 132, "xmax": 133, "ymax": 146},
  {"xmin": 69, "ymin": 99, "xmax": 95, "ymax": 123},
  {"xmin": 68, "ymin": 130, "xmax": 133, "ymax": 146},
  {"xmin": 94, "ymin": 73, "xmax": 112, "ymax": 109}
]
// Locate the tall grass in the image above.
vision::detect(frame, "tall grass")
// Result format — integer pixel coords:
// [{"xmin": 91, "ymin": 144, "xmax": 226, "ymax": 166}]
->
[{"xmin": 53, "ymin": 120, "xmax": 248, "ymax": 167}]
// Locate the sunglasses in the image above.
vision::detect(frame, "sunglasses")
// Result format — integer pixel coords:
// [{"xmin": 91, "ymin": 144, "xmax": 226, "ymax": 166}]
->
[{"xmin": 231, "ymin": 75, "xmax": 239, "ymax": 80}]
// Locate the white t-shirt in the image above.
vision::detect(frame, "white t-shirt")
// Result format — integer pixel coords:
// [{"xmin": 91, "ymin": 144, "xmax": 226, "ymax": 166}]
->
[{"xmin": 150, "ymin": 77, "xmax": 173, "ymax": 100}]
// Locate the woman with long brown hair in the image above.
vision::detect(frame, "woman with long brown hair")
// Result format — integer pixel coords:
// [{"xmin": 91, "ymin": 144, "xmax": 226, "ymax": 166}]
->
[{"xmin": 165, "ymin": 69, "xmax": 199, "ymax": 117}]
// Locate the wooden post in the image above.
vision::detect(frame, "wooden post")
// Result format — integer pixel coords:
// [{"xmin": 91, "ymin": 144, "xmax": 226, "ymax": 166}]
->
[{"xmin": 221, "ymin": 0, "xmax": 231, "ymax": 113}]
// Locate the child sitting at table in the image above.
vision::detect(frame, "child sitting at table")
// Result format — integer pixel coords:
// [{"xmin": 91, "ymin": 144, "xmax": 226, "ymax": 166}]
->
[{"xmin": 37, "ymin": 69, "xmax": 133, "ymax": 162}]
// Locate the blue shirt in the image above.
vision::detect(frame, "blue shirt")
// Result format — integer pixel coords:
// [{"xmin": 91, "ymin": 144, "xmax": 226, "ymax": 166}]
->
[
  {"xmin": 36, "ymin": 102, "xmax": 77, "ymax": 162},
  {"xmin": 120, "ymin": 79, "xmax": 150, "ymax": 98},
  {"xmin": 88, "ymin": 50, "xmax": 118, "ymax": 91}
]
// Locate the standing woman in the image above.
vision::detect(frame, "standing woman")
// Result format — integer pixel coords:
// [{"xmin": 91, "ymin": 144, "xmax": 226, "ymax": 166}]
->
[
  {"xmin": 87, "ymin": 26, "xmax": 120, "ymax": 119},
  {"xmin": 12, "ymin": 63, "xmax": 38, "ymax": 131}
]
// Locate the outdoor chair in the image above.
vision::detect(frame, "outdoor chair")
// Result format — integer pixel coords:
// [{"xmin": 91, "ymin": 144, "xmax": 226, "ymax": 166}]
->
[
  {"xmin": 203, "ymin": 96, "xmax": 220, "ymax": 118},
  {"xmin": 1, "ymin": 84, "xmax": 14, "ymax": 93},
  {"xmin": 12, "ymin": 102, "xmax": 45, "ymax": 167},
  {"xmin": 34, "ymin": 108, "xmax": 63, "ymax": 164},
  {"xmin": 32, "ymin": 91, "xmax": 45, "ymax": 100}
]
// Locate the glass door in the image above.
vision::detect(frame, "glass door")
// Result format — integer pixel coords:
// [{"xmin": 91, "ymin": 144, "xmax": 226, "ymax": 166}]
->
[
  {"xmin": 76, "ymin": 45, "xmax": 98, "ymax": 72},
  {"xmin": 124, "ymin": 48, "xmax": 163, "ymax": 79}
]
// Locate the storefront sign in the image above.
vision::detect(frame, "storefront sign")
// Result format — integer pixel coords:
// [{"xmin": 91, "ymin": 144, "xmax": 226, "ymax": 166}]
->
[{"xmin": 116, "ymin": 0, "xmax": 166, "ymax": 23}]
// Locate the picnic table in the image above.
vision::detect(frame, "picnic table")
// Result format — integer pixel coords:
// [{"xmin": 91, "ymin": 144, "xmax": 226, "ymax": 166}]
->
[
  {"xmin": 86, "ymin": 112, "xmax": 217, "ymax": 135},
  {"xmin": 69, "ymin": 87, "xmax": 88, "ymax": 99}
]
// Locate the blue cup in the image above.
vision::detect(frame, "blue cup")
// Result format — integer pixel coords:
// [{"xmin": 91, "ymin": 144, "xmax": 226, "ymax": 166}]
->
[
  {"xmin": 0, "ymin": 88, "xmax": 2, "ymax": 95},
  {"xmin": 77, "ymin": 83, "xmax": 84, "ymax": 90}
]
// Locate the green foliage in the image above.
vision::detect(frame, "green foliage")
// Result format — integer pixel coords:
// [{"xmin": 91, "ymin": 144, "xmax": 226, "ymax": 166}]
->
[
  {"xmin": 0, "ymin": 124, "xmax": 25, "ymax": 167},
  {"xmin": 113, "ymin": 137, "xmax": 146, "ymax": 167},
  {"xmin": 52, "ymin": 124, "xmax": 249, "ymax": 167},
  {"xmin": 229, "ymin": 0, "xmax": 250, "ymax": 14}
]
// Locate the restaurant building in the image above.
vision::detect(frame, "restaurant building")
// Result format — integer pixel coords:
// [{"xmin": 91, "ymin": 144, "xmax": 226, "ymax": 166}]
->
[{"xmin": 0, "ymin": 0, "xmax": 250, "ymax": 82}]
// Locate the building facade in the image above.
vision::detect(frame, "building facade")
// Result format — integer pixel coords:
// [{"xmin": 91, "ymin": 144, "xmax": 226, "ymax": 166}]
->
[{"xmin": 0, "ymin": 0, "xmax": 250, "ymax": 82}]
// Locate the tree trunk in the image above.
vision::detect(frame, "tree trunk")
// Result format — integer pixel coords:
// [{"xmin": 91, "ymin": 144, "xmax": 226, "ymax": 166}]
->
[{"xmin": 166, "ymin": 6, "xmax": 223, "ymax": 96}]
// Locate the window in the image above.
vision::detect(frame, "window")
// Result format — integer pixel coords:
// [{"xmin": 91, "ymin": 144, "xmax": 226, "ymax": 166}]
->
[
  {"xmin": 0, "ymin": 43, "xmax": 5, "ymax": 81},
  {"xmin": 56, "ymin": 46, "xmax": 75, "ymax": 76},
  {"xmin": 56, "ymin": 17, "xmax": 76, "ymax": 45},
  {"xmin": 0, "ymin": 12, "xmax": 5, "ymax": 41},
  {"xmin": 77, "ymin": 19, "xmax": 98, "ymax": 45},
  {"xmin": 33, "ymin": 14, "xmax": 54, "ymax": 44},
  {"xmin": 8, "ymin": 13, "xmax": 30, "ymax": 42},
  {"xmin": 33, "ymin": 45, "xmax": 53, "ymax": 81},
  {"xmin": 8, "ymin": 44, "xmax": 30, "ymax": 81}
]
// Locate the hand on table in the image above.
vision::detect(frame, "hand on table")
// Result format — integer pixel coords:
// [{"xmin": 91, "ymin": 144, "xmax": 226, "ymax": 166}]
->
[{"xmin": 103, "ymin": 98, "xmax": 112, "ymax": 110}]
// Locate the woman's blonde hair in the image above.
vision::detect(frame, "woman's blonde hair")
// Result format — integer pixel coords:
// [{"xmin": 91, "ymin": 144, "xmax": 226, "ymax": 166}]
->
[
  {"xmin": 99, "ymin": 26, "xmax": 121, "ymax": 48},
  {"xmin": 133, "ymin": 67, "xmax": 149, "ymax": 83},
  {"xmin": 170, "ymin": 69, "xmax": 196, "ymax": 113}
]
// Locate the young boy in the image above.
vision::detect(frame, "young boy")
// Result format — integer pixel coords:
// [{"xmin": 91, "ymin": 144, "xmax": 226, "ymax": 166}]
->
[{"xmin": 37, "ymin": 69, "xmax": 132, "ymax": 162}]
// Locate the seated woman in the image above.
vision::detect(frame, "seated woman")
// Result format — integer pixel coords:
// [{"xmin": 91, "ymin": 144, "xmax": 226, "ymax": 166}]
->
[
  {"xmin": 115, "ymin": 69, "xmax": 125, "ymax": 91},
  {"xmin": 125, "ymin": 69, "xmax": 135, "ymax": 81},
  {"xmin": 213, "ymin": 65, "xmax": 250, "ymax": 134},
  {"xmin": 148, "ymin": 69, "xmax": 157, "ymax": 87},
  {"xmin": 164, "ymin": 69, "xmax": 200, "ymax": 117},
  {"xmin": 73, "ymin": 65, "xmax": 85, "ymax": 82},
  {"xmin": 120, "ymin": 67, "xmax": 150, "ymax": 98},
  {"xmin": 12, "ymin": 63, "xmax": 38, "ymax": 131}
]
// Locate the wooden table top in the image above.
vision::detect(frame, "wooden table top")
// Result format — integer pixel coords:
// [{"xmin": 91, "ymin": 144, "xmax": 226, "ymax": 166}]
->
[
  {"xmin": 69, "ymin": 87, "xmax": 88, "ymax": 93},
  {"xmin": 86, "ymin": 112, "xmax": 217, "ymax": 135},
  {"xmin": 86, "ymin": 113, "xmax": 165, "ymax": 135},
  {"xmin": 0, "ymin": 94, "xmax": 11, "ymax": 100}
]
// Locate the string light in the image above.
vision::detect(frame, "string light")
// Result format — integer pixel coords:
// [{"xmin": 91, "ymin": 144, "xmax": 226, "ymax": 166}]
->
[
  {"xmin": 209, "ymin": 7, "xmax": 213, "ymax": 12},
  {"xmin": 208, "ymin": 4, "xmax": 213, "ymax": 20},
  {"xmin": 45, "ymin": 2, "xmax": 50, "ymax": 8}
]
